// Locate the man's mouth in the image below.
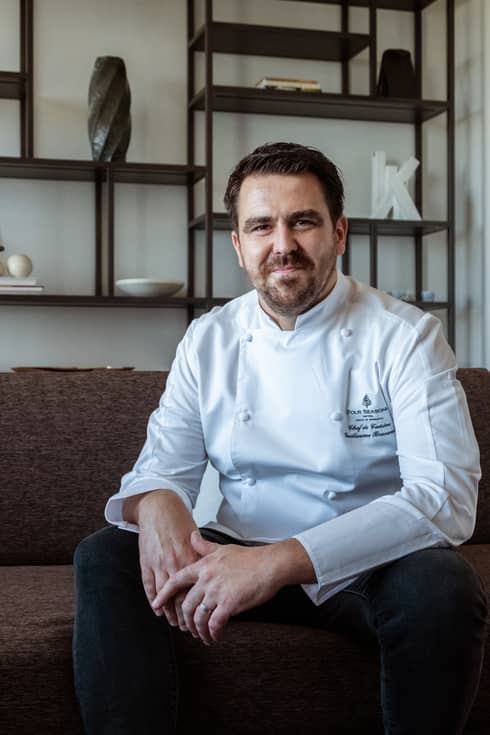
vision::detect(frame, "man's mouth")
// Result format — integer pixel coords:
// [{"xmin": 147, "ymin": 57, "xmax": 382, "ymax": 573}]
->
[{"xmin": 271, "ymin": 265, "xmax": 303, "ymax": 273}]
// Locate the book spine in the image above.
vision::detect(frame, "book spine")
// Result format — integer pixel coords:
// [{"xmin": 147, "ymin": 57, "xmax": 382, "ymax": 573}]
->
[
  {"xmin": 0, "ymin": 277, "xmax": 38, "ymax": 286},
  {"xmin": 0, "ymin": 286, "xmax": 44, "ymax": 293}
]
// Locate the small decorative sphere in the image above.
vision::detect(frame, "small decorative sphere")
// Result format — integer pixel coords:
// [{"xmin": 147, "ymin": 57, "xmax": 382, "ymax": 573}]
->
[{"xmin": 7, "ymin": 254, "xmax": 33, "ymax": 278}]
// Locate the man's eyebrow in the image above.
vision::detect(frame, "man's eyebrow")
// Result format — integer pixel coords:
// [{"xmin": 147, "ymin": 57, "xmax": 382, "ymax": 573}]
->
[
  {"xmin": 242, "ymin": 216, "xmax": 273, "ymax": 233},
  {"xmin": 287, "ymin": 209, "xmax": 324, "ymax": 223}
]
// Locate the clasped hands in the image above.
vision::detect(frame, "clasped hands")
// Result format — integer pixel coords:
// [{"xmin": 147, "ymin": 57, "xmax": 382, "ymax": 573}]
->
[{"xmin": 151, "ymin": 530, "xmax": 281, "ymax": 646}]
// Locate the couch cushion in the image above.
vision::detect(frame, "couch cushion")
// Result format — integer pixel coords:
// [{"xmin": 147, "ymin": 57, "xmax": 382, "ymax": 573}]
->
[
  {"xmin": 1, "ymin": 548, "xmax": 488, "ymax": 735},
  {"xmin": 457, "ymin": 369, "xmax": 490, "ymax": 544},
  {"xmin": 0, "ymin": 565, "xmax": 82, "ymax": 735},
  {"xmin": 0, "ymin": 372, "xmax": 168, "ymax": 564}
]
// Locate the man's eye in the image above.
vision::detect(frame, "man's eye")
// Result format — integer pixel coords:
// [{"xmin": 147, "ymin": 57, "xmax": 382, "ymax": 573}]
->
[
  {"xmin": 294, "ymin": 219, "xmax": 312, "ymax": 227},
  {"xmin": 252, "ymin": 224, "xmax": 269, "ymax": 232}
]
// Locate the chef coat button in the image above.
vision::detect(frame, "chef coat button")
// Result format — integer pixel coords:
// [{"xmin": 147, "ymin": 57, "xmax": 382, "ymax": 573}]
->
[
  {"xmin": 330, "ymin": 411, "xmax": 343, "ymax": 422},
  {"xmin": 243, "ymin": 477, "xmax": 256, "ymax": 486},
  {"xmin": 327, "ymin": 491, "xmax": 337, "ymax": 500},
  {"xmin": 239, "ymin": 410, "xmax": 251, "ymax": 422},
  {"xmin": 341, "ymin": 328, "xmax": 352, "ymax": 338},
  {"xmin": 244, "ymin": 333, "xmax": 253, "ymax": 342}
]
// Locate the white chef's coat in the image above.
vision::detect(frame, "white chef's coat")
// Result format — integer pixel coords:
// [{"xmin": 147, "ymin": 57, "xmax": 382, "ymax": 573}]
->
[{"xmin": 105, "ymin": 272, "xmax": 480, "ymax": 605}]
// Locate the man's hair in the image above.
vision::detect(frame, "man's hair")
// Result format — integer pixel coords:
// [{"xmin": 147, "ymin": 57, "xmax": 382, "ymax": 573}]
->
[{"xmin": 223, "ymin": 141, "xmax": 344, "ymax": 231}]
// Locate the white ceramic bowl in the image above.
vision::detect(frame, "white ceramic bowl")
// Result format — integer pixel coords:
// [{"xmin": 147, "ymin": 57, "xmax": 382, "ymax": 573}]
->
[{"xmin": 115, "ymin": 279, "xmax": 184, "ymax": 298}]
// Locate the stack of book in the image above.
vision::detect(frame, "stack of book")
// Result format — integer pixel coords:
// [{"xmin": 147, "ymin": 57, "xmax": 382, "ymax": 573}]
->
[
  {"xmin": 255, "ymin": 76, "xmax": 321, "ymax": 93},
  {"xmin": 0, "ymin": 276, "xmax": 44, "ymax": 294}
]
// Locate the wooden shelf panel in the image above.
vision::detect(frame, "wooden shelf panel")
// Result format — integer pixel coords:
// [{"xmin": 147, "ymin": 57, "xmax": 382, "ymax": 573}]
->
[
  {"xmin": 0, "ymin": 71, "xmax": 25, "ymax": 100},
  {"xmin": 190, "ymin": 22, "xmax": 370, "ymax": 62},
  {"xmin": 189, "ymin": 213, "xmax": 448, "ymax": 237},
  {"xmin": 278, "ymin": 0, "xmax": 437, "ymax": 10},
  {"xmin": 0, "ymin": 158, "xmax": 206, "ymax": 184},
  {"xmin": 190, "ymin": 86, "xmax": 447, "ymax": 123},
  {"xmin": 0, "ymin": 295, "xmax": 207, "ymax": 308}
]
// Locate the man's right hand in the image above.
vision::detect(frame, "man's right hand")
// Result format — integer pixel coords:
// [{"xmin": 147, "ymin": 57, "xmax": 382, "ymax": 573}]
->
[{"xmin": 123, "ymin": 489, "xmax": 202, "ymax": 633}]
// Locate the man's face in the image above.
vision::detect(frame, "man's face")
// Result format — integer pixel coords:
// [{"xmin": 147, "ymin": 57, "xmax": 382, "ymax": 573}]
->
[{"xmin": 231, "ymin": 173, "xmax": 347, "ymax": 322}]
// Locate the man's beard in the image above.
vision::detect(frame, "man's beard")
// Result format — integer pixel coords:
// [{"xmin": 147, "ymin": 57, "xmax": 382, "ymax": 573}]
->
[{"xmin": 251, "ymin": 252, "xmax": 335, "ymax": 317}]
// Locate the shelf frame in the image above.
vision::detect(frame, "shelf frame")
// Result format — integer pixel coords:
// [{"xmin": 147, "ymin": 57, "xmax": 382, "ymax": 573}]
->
[{"xmin": 2, "ymin": 0, "xmax": 455, "ymax": 349}]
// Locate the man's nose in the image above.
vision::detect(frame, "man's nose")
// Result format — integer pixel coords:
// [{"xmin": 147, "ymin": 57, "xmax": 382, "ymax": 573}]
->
[{"xmin": 272, "ymin": 222, "xmax": 297, "ymax": 254}]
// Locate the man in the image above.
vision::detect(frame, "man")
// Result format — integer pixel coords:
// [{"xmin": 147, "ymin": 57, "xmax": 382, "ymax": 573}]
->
[{"xmin": 73, "ymin": 142, "xmax": 488, "ymax": 735}]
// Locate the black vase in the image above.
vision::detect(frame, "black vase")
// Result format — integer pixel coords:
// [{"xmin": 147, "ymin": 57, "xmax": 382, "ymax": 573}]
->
[
  {"xmin": 88, "ymin": 56, "xmax": 131, "ymax": 162},
  {"xmin": 376, "ymin": 49, "xmax": 417, "ymax": 99}
]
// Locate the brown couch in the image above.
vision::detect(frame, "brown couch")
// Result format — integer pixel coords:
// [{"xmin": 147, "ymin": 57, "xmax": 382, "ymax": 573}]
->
[{"xmin": 1, "ymin": 369, "xmax": 488, "ymax": 734}]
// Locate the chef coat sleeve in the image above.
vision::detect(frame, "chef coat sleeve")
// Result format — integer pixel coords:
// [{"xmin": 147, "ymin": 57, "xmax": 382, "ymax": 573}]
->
[
  {"xmin": 293, "ymin": 312, "xmax": 481, "ymax": 605},
  {"xmin": 104, "ymin": 318, "xmax": 207, "ymax": 533}
]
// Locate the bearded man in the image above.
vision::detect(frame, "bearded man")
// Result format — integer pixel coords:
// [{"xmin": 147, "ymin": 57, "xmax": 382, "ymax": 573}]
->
[{"xmin": 73, "ymin": 142, "xmax": 487, "ymax": 735}]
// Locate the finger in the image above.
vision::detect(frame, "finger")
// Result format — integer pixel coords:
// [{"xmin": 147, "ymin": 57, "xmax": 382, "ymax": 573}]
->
[
  {"xmin": 152, "ymin": 566, "xmax": 196, "ymax": 610},
  {"xmin": 140, "ymin": 563, "xmax": 156, "ymax": 608},
  {"xmin": 180, "ymin": 587, "xmax": 204, "ymax": 637},
  {"xmin": 174, "ymin": 590, "xmax": 190, "ymax": 632},
  {"xmin": 161, "ymin": 599, "xmax": 178, "ymax": 626},
  {"xmin": 154, "ymin": 570, "xmax": 177, "ymax": 625},
  {"xmin": 208, "ymin": 605, "xmax": 231, "ymax": 643},
  {"xmin": 194, "ymin": 602, "xmax": 215, "ymax": 646}
]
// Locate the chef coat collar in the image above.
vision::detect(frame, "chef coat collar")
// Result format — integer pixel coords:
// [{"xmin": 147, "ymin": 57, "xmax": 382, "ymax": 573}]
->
[{"xmin": 253, "ymin": 270, "xmax": 349, "ymax": 332}]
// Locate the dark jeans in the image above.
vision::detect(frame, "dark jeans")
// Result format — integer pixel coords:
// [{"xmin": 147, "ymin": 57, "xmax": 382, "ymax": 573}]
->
[{"xmin": 73, "ymin": 526, "xmax": 488, "ymax": 735}]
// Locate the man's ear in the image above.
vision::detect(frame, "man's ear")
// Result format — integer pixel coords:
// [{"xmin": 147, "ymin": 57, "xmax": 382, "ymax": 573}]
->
[
  {"xmin": 335, "ymin": 215, "xmax": 348, "ymax": 257},
  {"xmin": 231, "ymin": 230, "xmax": 245, "ymax": 269}
]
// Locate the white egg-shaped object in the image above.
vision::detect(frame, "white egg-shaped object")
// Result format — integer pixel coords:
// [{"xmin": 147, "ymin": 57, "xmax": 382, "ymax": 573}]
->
[{"xmin": 7, "ymin": 254, "xmax": 33, "ymax": 278}]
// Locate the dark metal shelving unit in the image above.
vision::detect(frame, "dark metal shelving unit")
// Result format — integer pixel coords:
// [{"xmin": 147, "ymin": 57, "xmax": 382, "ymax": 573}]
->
[
  {"xmin": 1, "ymin": 0, "xmax": 455, "ymax": 348},
  {"xmin": 189, "ymin": 0, "xmax": 455, "ymax": 346}
]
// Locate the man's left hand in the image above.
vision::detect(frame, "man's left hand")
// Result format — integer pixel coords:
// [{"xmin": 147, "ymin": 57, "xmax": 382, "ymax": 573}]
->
[{"xmin": 151, "ymin": 530, "xmax": 283, "ymax": 645}]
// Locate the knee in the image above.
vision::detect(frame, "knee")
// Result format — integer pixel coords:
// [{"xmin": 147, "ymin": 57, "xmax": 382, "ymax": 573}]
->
[
  {"xmin": 73, "ymin": 525, "xmax": 137, "ymax": 572},
  {"xmin": 380, "ymin": 548, "xmax": 488, "ymax": 633}
]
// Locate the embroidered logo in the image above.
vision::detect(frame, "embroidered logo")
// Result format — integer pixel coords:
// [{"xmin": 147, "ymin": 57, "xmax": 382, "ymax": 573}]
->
[{"xmin": 344, "ymin": 392, "xmax": 395, "ymax": 440}]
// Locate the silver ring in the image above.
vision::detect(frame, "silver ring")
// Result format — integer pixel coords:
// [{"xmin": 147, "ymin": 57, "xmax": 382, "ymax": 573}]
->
[{"xmin": 199, "ymin": 602, "xmax": 212, "ymax": 614}]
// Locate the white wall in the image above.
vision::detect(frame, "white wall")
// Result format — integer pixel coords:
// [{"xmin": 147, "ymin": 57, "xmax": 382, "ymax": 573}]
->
[{"xmin": 0, "ymin": 0, "xmax": 486, "ymax": 521}]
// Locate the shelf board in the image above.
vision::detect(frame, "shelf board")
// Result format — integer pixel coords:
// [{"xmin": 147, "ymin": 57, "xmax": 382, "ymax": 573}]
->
[
  {"xmin": 189, "ymin": 213, "xmax": 448, "ymax": 237},
  {"xmin": 190, "ymin": 22, "xmax": 370, "ymax": 62},
  {"xmin": 415, "ymin": 301, "xmax": 448, "ymax": 310},
  {"xmin": 0, "ymin": 158, "xmax": 206, "ymax": 184},
  {"xmin": 278, "ymin": 0, "xmax": 437, "ymax": 10},
  {"xmin": 0, "ymin": 294, "xmax": 208, "ymax": 308},
  {"xmin": 0, "ymin": 71, "xmax": 25, "ymax": 100},
  {"xmin": 348, "ymin": 218, "xmax": 448, "ymax": 236},
  {"xmin": 190, "ymin": 86, "xmax": 447, "ymax": 123},
  {"xmin": 0, "ymin": 158, "xmax": 102, "ymax": 181},
  {"xmin": 111, "ymin": 162, "xmax": 206, "ymax": 185}
]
